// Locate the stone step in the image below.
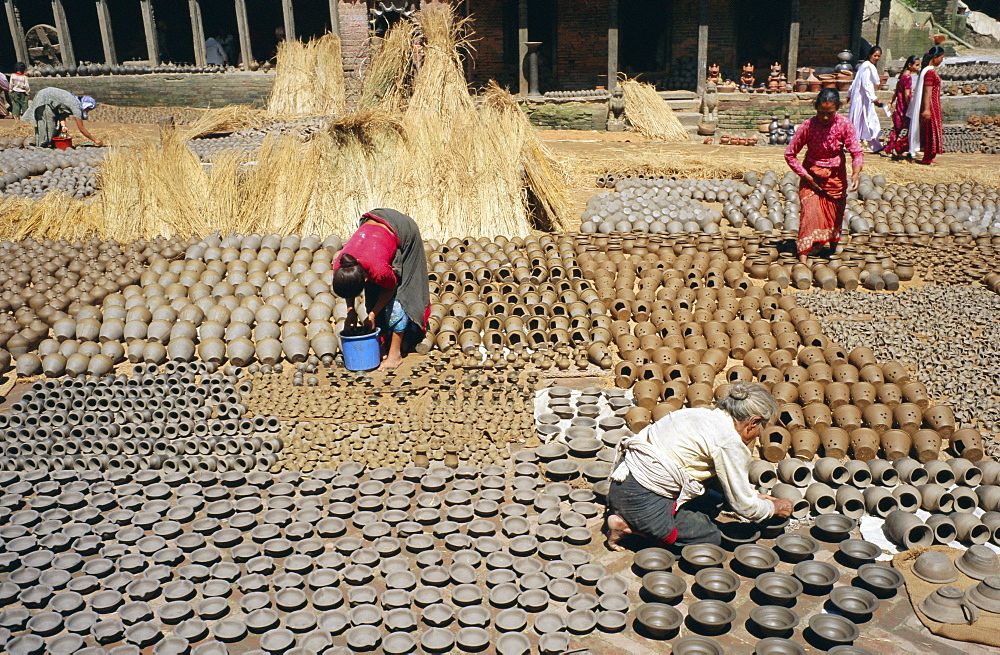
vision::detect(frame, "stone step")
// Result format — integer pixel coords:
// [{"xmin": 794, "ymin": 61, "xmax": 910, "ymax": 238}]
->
[{"xmin": 675, "ymin": 111, "xmax": 701, "ymax": 127}]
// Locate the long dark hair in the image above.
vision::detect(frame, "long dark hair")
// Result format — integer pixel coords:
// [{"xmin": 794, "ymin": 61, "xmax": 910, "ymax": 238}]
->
[
  {"xmin": 814, "ymin": 88, "xmax": 841, "ymax": 109},
  {"xmin": 922, "ymin": 46, "xmax": 945, "ymax": 69},
  {"xmin": 332, "ymin": 253, "xmax": 367, "ymax": 299},
  {"xmin": 866, "ymin": 45, "xmax": 882, "ymax": 62},
  {"xmin": 903, "ymin": 55, "xmax": 920, "ymax": 71}
]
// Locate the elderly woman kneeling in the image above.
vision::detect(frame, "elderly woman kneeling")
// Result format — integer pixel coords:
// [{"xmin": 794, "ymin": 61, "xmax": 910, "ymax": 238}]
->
[{"xmin": 606, "ymin": 381, "xmax": 793, "ymax": 550}]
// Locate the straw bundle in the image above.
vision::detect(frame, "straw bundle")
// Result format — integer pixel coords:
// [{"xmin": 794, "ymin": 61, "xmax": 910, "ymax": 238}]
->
[
  {"xmin": 357, "ymin": 19, "xmax": 417, "ymax": 112},
  {"xmin": 181, "ymin": 105, "xmax": 263, "ymax": 140},
  {"xmin": 407, "ymin": 5, "xmax": 475, "ymax": 116},
  {"xmin": 266, "ymin": 33, "xmax": 346, "ymax": 117},
  {"xmin": 620, "ymin": 77, "xmax": 690, "ymax": 142}
]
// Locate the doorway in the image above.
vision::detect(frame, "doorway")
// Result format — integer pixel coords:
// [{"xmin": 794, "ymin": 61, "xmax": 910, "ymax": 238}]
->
[
  {"xmin": 619, "ymin": 0, "xmax": 670, "ymax": 81},
  {"xmin": 736, "ymin": 0, "xmax": 790, "ymax": 81}
]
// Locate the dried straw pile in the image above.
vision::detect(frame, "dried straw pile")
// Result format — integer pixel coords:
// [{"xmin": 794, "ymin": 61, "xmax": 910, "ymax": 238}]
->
[
  {"xmin": 266, "ymin": 34, "xmax": 346, "ymax": 117},
  {"xmin": 620, "ymin": 78, "xmax": 690, "ymax": 143},
  {"xmin": 181, "ymin": 105, "xmax": 264, "ymax": 140}
]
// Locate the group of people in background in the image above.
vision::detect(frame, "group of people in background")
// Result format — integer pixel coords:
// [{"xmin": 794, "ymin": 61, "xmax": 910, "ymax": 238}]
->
[
  {"xmin": 849, "ymin": 45, "xmax": 946, "ymax": 166},
  {"xmin": 1, "ymin": 63, "xmax": 30, "ymax": 120}
]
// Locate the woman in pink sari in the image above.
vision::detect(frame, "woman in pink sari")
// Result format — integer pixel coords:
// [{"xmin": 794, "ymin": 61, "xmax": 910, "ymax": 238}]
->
[
  {"xmin": 884, "ymin": 56, "xmax": 919, "ymax": 160},
  {"xmin": 784, "ymin": 89, "xmax": 864, "ymax": 264}
]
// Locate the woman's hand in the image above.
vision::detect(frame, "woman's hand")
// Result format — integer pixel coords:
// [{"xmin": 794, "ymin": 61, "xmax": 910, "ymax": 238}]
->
[
  {"xmin": 802, "ymin": 174, "xmax": 821, "ymax": 192},
  {"xmin": 921, "ymin": 109, "xmax": 931, "ymax": 120},
  {"xmin": 345, "ymin": 307, "xmax": 358, "ymax": 329},
  {"xmin": 363, "ymin": 312, "xmax": 377, "ymax": 331},
  {"xmin": 848, "ymin": 174, "xmax": 861, "ymax": 193},
  {"xmin": 770, "ymin": 497, "xmax": 793, "ymax": 518}
]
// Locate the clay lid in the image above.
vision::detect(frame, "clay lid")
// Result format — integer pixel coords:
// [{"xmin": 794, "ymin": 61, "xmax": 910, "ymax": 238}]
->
[
  {"xmin": 918, "ymin": 585, "xmax": 979, "ymax": 625},
  {"xmin": 966, "ymin": 575, "xmax": 1000, "ymax": 613},
  {"xmin": 955, "ymin": 544, "xmax": 1000, "ymax": 581},
  {"xmin": 912, "ymin": 551, "xmax": 959, "ymax": 584}
]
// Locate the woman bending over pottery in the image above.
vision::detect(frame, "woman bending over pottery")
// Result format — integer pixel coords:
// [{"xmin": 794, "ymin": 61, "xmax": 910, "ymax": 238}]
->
[
  {"xmin": 332, "ymin": 208, "xmax": 430, "ymax": 370},
  {"xmin": 605, "ymin": 382, "xmax": 793, "ymax": 551},
  {"xmin": 784, "ymin": 88, "xmax": 864, "ymax": 265}
]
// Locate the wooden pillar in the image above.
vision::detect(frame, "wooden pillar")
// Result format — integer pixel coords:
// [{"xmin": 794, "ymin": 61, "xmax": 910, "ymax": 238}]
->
[
  {"xmin": 139, "ymin": 0, "xmax": 160, "ymax": 66},
  {"xmin": 607, "ymin": 0, "xmax": 618, "ymax": 91},
  {"xmin": 787, "ymin": 0, "xmax": 800, "ymax": 83},
  {"xmin": 234, "ymin": 0, "xmax": 254, "ymax": 71},
  {"xmin": 518, "ymin": 0, "xmax": 528, "ymax": 96},
  {"xmin": 189, "ymin": 0, "xmax": 206, "ymax": 67},
  {"xmin": 875, "ymin": 0, "xmax": 891, "ymax": 72},
  {"xmin": 696, "ymin": 0, "xmax": 708, "ymax": 95},
  {"xmin": 95, "ymin": 0, "xmax": 117, "ymax": 66},
  {"xmin": 328, "ymin": 0, "xmax": 340, "ymax": 37},
  {"xmin": 51, "ymin": 0, "xmax": 76, "ymax": 67},
  {"xmin": 282, "ymin": 0, "xmax": 296, "ymax": 40},
  {"xmin": 4, "ymin": 1, "xmax": 28, "ymax": 65},
  {"xmin": 849, "ymin": 0, "xmax": 864, "ymax": 68}
]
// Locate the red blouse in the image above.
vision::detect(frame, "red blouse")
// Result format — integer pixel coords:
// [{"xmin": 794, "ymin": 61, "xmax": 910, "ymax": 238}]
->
[
  {"xmin": 784, "ymin": 113, "xmax": 864, "ymax": 177},
  {"xmin": 333, "ymin": 215, "xmax": 400, "ymax": 289}
]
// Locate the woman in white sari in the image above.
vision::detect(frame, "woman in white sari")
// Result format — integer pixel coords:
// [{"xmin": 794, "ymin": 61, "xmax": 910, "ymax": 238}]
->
[{"xmin": 848, "ymin": 46, "xmax": 885, "ymax": 154}]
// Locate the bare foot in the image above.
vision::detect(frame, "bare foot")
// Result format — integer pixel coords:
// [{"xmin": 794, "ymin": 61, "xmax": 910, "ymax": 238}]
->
[
  {"xmin": 605, "ymin": 514, "xmax": 633, "ymax": 552},
  {"xmin": 378, "ymin": 354, "xmax": 403, "ymax": 371}
]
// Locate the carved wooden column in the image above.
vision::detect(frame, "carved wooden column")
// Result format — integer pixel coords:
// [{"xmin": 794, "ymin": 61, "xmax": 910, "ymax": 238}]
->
[
  {"xmin": 329, "ymin": 0, "xmax": 341, "ymax": 37},
  {"xmin": 607, "ymin": 0, "xmax": 618, "ymax": 91},
  {"xmin": 518, "ymin": 0, "xmax": 528, "ymax": 96},
  {"xmin": 51, "ymin": 0, "xmax": 76, "ymax": 67},
  {"xmin": 282, "ymin": 0, "xmax": 296, "ymax": 40},
  {"xmin": 234, "ymin": 0, "xmax": 254, "ymax": 70},
  {"xmin": 4, "ymin": 1, "xmax": 28, "ymax": 65},
  {"xmin": 696, "ymin": 0, "xmax": 708, "ymax": 95},
  {"xmin": 95, "ymin": 0, "xmax": 117, "ymax": 66},
  {"xmin": 189, "ymin": 0, "xmax": 207, "ymax": 67},
  {"xmin": 787, "ymin": 0, "xmax": 800, "ymax": 83},
  {"xmin": 140, "ymin": 0, "xmax": 160, "ymax": 66}
]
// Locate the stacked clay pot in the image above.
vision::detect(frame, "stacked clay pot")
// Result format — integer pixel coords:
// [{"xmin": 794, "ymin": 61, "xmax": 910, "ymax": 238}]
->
[
  {"xmin": 1, "ymin": 236, "xmax": 184, "ymax": 378},
  {"xmin": 0, "ymin": 362, "xmax": 280, "ymax": 473}
]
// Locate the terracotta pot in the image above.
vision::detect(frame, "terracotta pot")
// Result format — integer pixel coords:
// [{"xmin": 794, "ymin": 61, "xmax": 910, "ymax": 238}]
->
[
  {"xmin": 850, "ymin": 382, "xmax": 876, "ymax": 409},
  {"xmin": 790, "ymin": 429, "xmax": 820, "ymax": 461},
  {"xmin": 879, "ymin": 430, "xmax": 911, "ymax": 460},
  {"xmin": 849, "ymin": 428, "xmax": 879, "ymax": 461},
  {"xmin": 862, "ymin": 404, "xmax": 892, "ymax": 434},
  {"xmin": 761, "ymin": 426, "xmax": 791, "ymax": 463},
  {"xmin": 893, "ymin": 403, "xmax": 922, "ymax": 434},
  {"xmin": 911, "ymin": 429, "xmax": 941, "ymax": 463},
  {"xmin": 749, "ymin": 461, "xmax": 777, "ymax": 490},
  {"xmin": 923, "ymin": 406, "xmax": 955, "ymax": 439},
  {"xmin": 832, "ymin": 405, "xmax": 862, "ymax": 432},
  {"xmin": 820, "ymin": 428, "xmax": 849, "ymax": 459},
  {"xmin": 901, "ymin": 382, "xmax": 930, "ymax": 410},
  {"xmin": 625, "ymin": 406, "xmax": 652, "ymax": 433},
  {"xmin": 777, "ymin": 404, "xmax": 805, "ymax": 431},
  {"xmin": 803, "ymin": 403, "xmax": 832, "ymax": 432},
  {"xmin": 951, "ymin": 428, "xmax": 984, "ymax": 462}
]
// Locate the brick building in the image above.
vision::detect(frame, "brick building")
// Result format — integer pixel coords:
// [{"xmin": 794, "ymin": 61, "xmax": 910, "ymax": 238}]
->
[{"xmin": 5, "ymin": 0, "xmax": 868, "ymax": 93}]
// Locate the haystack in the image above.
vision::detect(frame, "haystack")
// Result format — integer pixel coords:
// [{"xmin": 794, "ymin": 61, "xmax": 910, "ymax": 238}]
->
[
  {"xmin": 266, "ymin": 33, "xmax": 346, "ymax": 117},
  {"xmin": 357, "ymin": 19, "xmax": 417, "ymax": 113},
  {"xmin": 620, "ymin": 77, "xmax": 690, "ymax": 142}
]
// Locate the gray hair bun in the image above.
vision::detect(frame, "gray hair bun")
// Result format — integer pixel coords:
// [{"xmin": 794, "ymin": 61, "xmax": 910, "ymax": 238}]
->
[{"xmin": 729, "ymin": 382, "xmax": 750, "ymax": 400}]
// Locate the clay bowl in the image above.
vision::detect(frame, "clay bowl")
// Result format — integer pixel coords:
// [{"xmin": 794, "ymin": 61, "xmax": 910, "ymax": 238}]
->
[
  {"xmin": 854, "ymin": 563, "xmax": 904, "ymax": 599},
  {"xmin": 568, "ymin": 437, "xmax": 603, "ymax": 458},
  {"xmin": 754, "ymin": 572, "xmax": 804, "ymax": 607},
  {"xmin": 828, "ymin": 586, "xmax": 879, "ymax": 622},
  {"xmin": 733, "ymin": 544, "xmax": 780, "ymax": 577},
  {"xmin": 812, "ymin": 514, "xmax": 857, "ymax": 542},
  {"xmin": 792, "ymin": 560, "xmax": 840, "ymax": 595},
  {"xmin": 545, "ymin": 459, "xmax": 580, "ymax": 480},
  {"xmin": 496, "ymin": 632, "xmax": 531, "ymax": 655},
  {"xmin": 597, "ymin": 609, "xmax": 628, "ymax": 633},
  {"xmin": 535, "ymin": 443, "xmax": 568, "ymax": 461},
  {"xmin": 912, "ymin": 551, "xmax": 958, "ymax": 584},
  {"xmin": 774, "ymin": 534, "xmax": 819, "ymax": 563},
  {"xmin": 760, "ymin": 516, "xmax": 789, "ymax": 539},
  {"xmin": 456, "ymin": 626, "xmax": 490, "ymax": 652},
  {"xmin": 837, "ymin": 539, "xmax": 881, "ymax": 569},
  {"xmin": 754, "ymin": 637, "xmax": 807, "ymax": 655},
  {"xmin": 633, "ymin": 547, "xmax": 676, "ymax": 576},
  {"xmin": 749, "ymin": 605, "xmax": 800, "ymax": 639},
  {"xmin": 806, "ymin": 613, "xmax": 860, "ymax": 648},
  {"xmin": 685, "ymin": 599, "xmax": 736, "ymax": 636},
  {"xmin": 640, "ymin": 571, "xmax": 686, "ymax": 605},
  {"xmin": 457, "ymin": 605, "xmax": 491, "ymax": 628},
  {"xmin": 672, "ymin": 635, "xmax": 725, "ymax": 654},
  {"xmin": 634, "ymin": 602, "xmax": 682, "ymax": 639},
  {"xmin": 719, "ymin": 522, "xmax": 761, "ymax": 550},
  {"xmin": 382, "ymin": 632, "xmax": 416, "ymax": 655},
  {"xmin": 681, "ymin": 544, "xmax": 727, "ymax": 572},
  {"xmin": 694, "ymin": 568, "xmax": 741, "ymax": 601},
  {"xmin": 421, "ymin": 627, "xmax": 455, "ymax": 653}
]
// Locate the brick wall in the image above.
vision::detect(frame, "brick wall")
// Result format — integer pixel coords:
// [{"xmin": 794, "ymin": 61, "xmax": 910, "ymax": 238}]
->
[
  {"xmin": 555, "ymin": 0, "xmax": 609, "ymax": 90},
  {"xmin": 467, "ymin": 0, "xmax": 508, "ymax": 88},
  {"xmin": 26, "ymin": 73, "xmax": 274, "ymax": 109},
  {"xmin": 799, "ymin": 0, "xmax": 855, "ymax": 67}
]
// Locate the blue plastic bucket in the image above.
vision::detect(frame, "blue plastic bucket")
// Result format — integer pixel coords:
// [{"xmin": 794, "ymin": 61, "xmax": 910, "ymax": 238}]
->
[{"xmin": 340, "ymin": 328, "xmax": 382, "ymax": 371}]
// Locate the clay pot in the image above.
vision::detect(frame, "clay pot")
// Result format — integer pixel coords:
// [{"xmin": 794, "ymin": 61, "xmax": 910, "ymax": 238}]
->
[
  {"xmin": 835, "ymin": 486, "xmax": 865, "ymax": 519},
  {"xmin": 790, "ymin": 429, "xmax": 819, "ymax": 460},
  {"xmin": 813, "ymin": 458, "xmax": 848, "ymax": 485},
  {"xmin": 805, "ymin": 483, "xmax": 837, "ymax": 515},
  {"xmin": 885, "ymin": 510, "xmax": 933, "ymax": 549},
  {"xmin": 866, "ymin": 459, "xmax": 899, "ymax": 486},
  {"xmin": 776, "ymin": 459, "xmax": 811, "ymax": 487},
  {"xmin": 862, "ymin": 487, "xmax": 898, "ymax": 518},
  {"xmin": 911, "ymin": 430, "xmax": 941, "ymax": 463},
  {"xmin": 918, "ymin": 586, "xmax": 978, "ymax": 625},
  {"xmin": 820, "ymin": 428, "xmax": 849, "ymax": 459},
  {"xmin": 769, "ymin": 484, "xmax": 809, "ymax": 519},
  {"xmin": 879, "ymin": 430, "xmax": 910, "ymax": 460},
  {"xmin": 951, "ymin": 428, "xmax": 984, "ymax": 462},
  {"xmin": 917, "ymin": 483, "xmax": 954, "ymax": 512},
  {"xmin": 761, "ymin": 426, "xmax": 791, "ymax": 463},
  {"xmin": 849, "ymin": 428, "xmax": 879, "ymax": 461}
]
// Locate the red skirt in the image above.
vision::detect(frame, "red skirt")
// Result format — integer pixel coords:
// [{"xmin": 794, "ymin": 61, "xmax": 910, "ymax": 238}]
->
[{"xmin": 797, "ymin": 163, "xmax": 847, "ymax": 255}]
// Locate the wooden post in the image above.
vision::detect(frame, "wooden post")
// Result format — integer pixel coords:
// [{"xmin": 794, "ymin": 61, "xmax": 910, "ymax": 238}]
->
[
  {"xmin": 234, "ymin": 0, "xmax": 254, "ymax": 71},
  {"xmin": 518, "ymin": 0, "xmax": 528, "ymax": 96},
  {"xmin": 4, "ymin": 1, "xmax": 28, "ymax": 65},
  {"xmin": 876, "ymin": 0, "xmax": 891, "ymax": 72},
  {"xmin": 51, "ymin": 0, "xmax": 76, "ymax": 67},
  {"xmin": 189, "ymin": 0, "xmax": 206, "ymax": 67},
  {"xmin": 139, "ymin": 0, "xmax": 160, "ymax": 66},
  {"xmin": 282, "ymin": 0, "xmax": 296, "ymax": 40},
  {"xmin": 607, "ymin": 0, "xmax": 618, "ymax": 91},
  {"xmin": 696, "ymin": 0, "xmax": 708, "ymax": 95},
  {"xmin": 95, "ymin": 0, "xmax": 117, "ymax": 66},
  {"xmin": 849, "ymin": 0, "xmax": 864, "ymax": 68},
  {"xmin": 787, "ymin": 0, "xmax": 800, "ymax": 83},
  {"xmin": 328, "ymin": 0, "xmax": 340, "ymax": 37}
]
